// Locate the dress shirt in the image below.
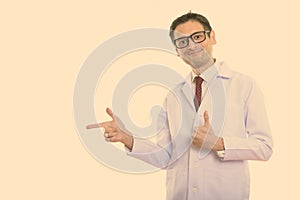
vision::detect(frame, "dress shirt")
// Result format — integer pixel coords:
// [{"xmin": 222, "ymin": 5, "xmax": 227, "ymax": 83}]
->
[{"xmin": 191, "ymin": 66, "xmax": 225, "ymax": 158}]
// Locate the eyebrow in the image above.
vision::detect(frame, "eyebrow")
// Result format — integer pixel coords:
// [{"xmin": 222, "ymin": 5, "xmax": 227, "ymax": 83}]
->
[{"xmin": 173, "ymin": 30, "xmax": 205, "ymax": 40}]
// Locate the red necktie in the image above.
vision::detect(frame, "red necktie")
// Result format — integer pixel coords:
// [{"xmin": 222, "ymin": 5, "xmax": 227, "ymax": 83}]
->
[{"xmin": 194, "ymin": 76, "xmax": 204, "ymax": 111}]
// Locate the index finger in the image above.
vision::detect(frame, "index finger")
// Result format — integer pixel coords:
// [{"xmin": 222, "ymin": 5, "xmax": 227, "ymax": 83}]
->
[
  {"xmin": 86, "ymin": 123, "xmax": 101, "ymax": 129},
  {"xmin": 86, "ymin": 122, "xmax": 111, "ymax": 129}
]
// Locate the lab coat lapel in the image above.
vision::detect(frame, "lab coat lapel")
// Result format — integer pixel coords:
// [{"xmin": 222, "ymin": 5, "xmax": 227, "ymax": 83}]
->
[{"xmin": 181, "ymin": 73, "xmax": 196, "ymax": 112}]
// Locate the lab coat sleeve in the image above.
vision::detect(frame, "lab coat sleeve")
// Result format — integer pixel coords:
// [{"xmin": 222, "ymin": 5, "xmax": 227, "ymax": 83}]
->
[
  {"xmin": 126, "ymin": 101, "xmax": 173, "ymax": 168},
  {"xmin": 222, "ymin": 80, "xmax": 273, "ymax": 161}
]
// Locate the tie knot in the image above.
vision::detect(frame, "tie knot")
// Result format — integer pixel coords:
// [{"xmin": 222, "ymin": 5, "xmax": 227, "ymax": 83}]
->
[{"xmin": 194, "ymin": 76, "xmax": 204, "ymax": 85}]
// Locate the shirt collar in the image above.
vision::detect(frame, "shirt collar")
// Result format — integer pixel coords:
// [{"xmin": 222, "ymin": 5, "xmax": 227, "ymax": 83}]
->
[
  {"xmin": 215, "ymin": 61, "xmax": 232, "ymax": 79},
  {"xmin": 189, "ymin": 61, "xmax": 232, "ymax": 84}
]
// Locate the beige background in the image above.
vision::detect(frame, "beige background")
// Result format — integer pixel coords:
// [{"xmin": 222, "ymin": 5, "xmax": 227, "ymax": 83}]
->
[{"xmin": 1, "ymin": 0, "xmax": 300, "ymax": 199}]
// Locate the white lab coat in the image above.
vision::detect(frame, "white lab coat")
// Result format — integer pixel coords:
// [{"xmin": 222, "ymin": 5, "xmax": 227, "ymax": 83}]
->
[{"xmin": 127, "ymin": 61, "xmax": 273, "ymax": 200}]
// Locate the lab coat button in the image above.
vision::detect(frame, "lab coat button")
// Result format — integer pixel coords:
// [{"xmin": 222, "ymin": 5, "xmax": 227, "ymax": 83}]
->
[{"xmin": 192, "ymin": 187, "xmax": 198, "ymax": 192}]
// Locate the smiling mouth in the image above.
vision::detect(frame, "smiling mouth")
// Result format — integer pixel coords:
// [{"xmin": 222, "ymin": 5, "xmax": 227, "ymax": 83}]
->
[{"xmin": 186, "ymin": 49, "xmax": 203, "ymax": 55}]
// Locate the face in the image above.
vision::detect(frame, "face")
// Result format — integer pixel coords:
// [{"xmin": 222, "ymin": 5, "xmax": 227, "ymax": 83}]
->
[{"xmin": 173, "ymin": 20, "xmax": 216, "ymax": 72}]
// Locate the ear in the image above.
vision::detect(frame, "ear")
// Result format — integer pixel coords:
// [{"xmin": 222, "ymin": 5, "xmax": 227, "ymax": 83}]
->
[{"xmin": 210, "ymin": 30, "xmax": 217, "ymax": 45}]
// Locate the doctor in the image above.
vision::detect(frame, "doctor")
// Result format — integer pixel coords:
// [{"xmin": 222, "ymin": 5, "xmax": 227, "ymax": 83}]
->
[{"xmin": 87, "ymin": 12, "xmax": 273, "ymax": 200}]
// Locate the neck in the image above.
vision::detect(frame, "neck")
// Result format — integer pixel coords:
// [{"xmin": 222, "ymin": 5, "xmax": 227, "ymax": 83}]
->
[{"xmin": 192, "ymin": 58, "xmax": 215, "ymax": 75}]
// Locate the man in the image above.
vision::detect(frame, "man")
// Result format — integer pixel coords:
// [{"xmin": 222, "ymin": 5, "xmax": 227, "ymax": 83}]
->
[{"xmin": 87, "ymin": 12, "xmax": 273, "ymax": 200}]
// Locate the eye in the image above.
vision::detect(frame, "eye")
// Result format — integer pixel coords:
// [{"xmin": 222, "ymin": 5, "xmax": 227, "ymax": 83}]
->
[
  {"xmin": 193, "ymin": 33, "xmax": 204, "ymax": 41},
  {"xmin": 176, "ymin": 39, "xmax": 188, "ymax": 47},
  {"xmin": 179, "ymin": 40, "xmax": 187, "ymax": 45}
]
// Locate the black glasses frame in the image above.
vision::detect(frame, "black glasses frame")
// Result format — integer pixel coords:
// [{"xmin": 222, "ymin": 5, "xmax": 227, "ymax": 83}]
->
[{"xmin": 173, "ymin": 31, "xmax": 211, "ymax": 49}]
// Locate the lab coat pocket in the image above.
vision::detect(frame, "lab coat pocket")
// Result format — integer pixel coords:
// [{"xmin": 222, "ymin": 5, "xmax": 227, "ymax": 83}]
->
[{"xmin": 219, "ymin": 161, "xmax": 249, "ymax": 200}]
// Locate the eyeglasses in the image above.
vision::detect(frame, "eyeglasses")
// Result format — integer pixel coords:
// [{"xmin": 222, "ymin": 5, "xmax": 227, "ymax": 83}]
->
[{"xmin": 173, "ymin": 31, "xmax": 210, "ymax": 49}]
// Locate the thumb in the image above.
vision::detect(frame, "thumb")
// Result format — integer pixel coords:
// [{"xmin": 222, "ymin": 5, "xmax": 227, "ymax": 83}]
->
[
  {"xmin": 203, "ymin": 111, "xmax": 210, "ymax": 128},
  {"xmin": 106, "ymin": 107, "xmax": 115, "ymax": 121}
]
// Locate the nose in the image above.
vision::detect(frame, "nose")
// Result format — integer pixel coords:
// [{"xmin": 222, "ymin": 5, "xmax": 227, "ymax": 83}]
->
[{"xmin": 187, "ymin": 38, "xmax": 198, "ymax": 50}]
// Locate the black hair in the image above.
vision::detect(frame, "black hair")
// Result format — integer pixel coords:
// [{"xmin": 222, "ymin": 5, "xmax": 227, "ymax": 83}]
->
[{"xmin": 169, "ymin": 12, "xmax": 212, "ymax": 42}]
